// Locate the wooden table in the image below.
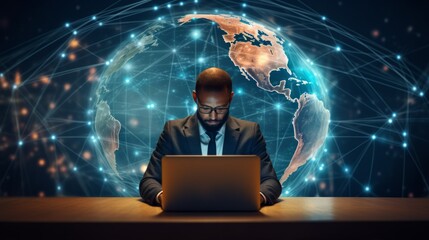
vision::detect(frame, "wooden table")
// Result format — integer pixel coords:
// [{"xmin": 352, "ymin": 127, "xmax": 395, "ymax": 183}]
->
[{"xmin": 1, "ymin": 197, "xmax": 428, "ymax": 239}]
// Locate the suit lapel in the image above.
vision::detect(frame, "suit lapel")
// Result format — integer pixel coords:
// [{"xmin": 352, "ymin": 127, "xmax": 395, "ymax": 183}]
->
[
  {"xmin": 222, "ymin": 115, "xmax": 240, "ymax": 155},
  {"xmin": 182, "ymin": 113, "xmax": 202, "ymax": 155}
]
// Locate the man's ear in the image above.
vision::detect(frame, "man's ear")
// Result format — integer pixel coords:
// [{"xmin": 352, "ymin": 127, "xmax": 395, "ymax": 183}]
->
[
  {"xmin": 192, "ymin": 90, "xmax": 197, "ymax": 103},
  {"xmin": 229, "ymin": 91, "xmax": 234, "ymax": 103}
]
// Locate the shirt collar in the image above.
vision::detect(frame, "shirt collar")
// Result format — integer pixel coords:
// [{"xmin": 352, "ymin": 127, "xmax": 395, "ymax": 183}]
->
[{"xmin": 197, "ymin": 117, "xmax": 226, "ymax": 144}]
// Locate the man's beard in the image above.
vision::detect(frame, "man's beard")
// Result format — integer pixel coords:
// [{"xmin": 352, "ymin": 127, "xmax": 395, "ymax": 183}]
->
[{"xmin": 196, "ymin": 111, "xmax": 229, "ymax": 133}]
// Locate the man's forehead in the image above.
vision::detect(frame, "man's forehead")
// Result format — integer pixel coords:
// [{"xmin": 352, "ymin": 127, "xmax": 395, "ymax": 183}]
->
[{"xmin": 198, "ymin": 92, "xmax": 229, "ymax": 105}]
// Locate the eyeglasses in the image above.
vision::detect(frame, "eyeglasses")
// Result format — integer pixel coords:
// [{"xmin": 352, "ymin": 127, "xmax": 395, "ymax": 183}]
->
[{"xmin": 196, "ymin": 99, "xmax": 230, "ymax": 114}]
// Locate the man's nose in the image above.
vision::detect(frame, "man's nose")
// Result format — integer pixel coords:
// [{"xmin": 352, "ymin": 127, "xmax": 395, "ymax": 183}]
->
[{"xmin": 209, "ymin": 110, "xmax": 217, "ymax": 120}]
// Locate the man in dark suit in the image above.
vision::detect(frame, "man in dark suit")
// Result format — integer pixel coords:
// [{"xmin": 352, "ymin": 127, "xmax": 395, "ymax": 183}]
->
[{"xmin": 139, "ymin": 67, "xmax": 282, "ymax": 207}]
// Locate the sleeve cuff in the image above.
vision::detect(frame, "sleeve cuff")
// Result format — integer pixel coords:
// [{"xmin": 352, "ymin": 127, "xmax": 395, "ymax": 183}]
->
[
  {"xmin": 156, "ymin": 190, "xmax": 163, "ymax": 204},
  {"xmin": 259, "ymin": 191, "xmax": 267, "ymax": 205}
]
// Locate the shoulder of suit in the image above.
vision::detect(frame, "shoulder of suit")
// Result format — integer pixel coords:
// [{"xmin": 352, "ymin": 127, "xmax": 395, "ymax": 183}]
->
[{"xmin": 165, "ymin": 115, "xmax": 191, "ymax": 126}]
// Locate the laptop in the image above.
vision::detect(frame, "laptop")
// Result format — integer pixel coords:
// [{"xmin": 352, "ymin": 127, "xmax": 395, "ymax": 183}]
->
[{"xmin": 161, "ymin": 155, "xmax": 261, "ymax": 212}]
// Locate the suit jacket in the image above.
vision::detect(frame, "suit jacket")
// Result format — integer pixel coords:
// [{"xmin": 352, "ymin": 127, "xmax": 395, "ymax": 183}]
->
[{"xmin": 139, "ymin": 113, "xmax": 282, "ymax": 206}]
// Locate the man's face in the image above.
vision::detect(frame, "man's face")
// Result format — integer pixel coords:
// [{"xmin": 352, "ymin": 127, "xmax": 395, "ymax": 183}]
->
[{"xmin": 192, "ymin": 89, "xmax": 234, "ymax": 132}]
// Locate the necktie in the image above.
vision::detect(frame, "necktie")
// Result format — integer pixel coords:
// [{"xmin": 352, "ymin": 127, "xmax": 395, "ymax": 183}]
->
[{"xmin": 206, "ymin": 131, "xmax": 218, "ymax": 155}]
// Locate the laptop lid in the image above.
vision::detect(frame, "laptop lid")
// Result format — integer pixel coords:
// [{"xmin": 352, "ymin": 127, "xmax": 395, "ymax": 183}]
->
[{"xmin": 161, "ymin": 155, "xmax": 260, "ymax": 212}]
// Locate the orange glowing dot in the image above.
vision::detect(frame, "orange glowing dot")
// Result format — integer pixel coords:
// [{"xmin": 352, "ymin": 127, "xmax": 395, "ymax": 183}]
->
[
  {"xmin": 20, "ymin": 108, "xmax": 29, "ymax": 116},
  {"xmin": 49, "ymin": 102, "xmax": 55, "ymax": 109},
  {"xmin": 382, "ymin": 65, "xmax": 389, "ymax": 72},
  {"xmin": 64, "ymin": 83, "xmax": 71, "ymax": 91},
  {"xmin": 87, "ymin": 67, "xmax": 97, "ymax": 82},
  {"xmin": 0, "ymin": 76, "xmax": 9, "ymax": 89},
  {"xmin": 69, "ymin": 38, "xmax": 79, "ymax": 48},
  {"xmin": 82, "ymin": 151, "xmax": 91, "ymax": 160},
  {"xmin": 38, "ymin": 191, "xmax": 45, "ymax": 197},
  {"xmin": 372, "ymin": 29, "xmax": 380, "ymax": 38},
  {"xmin": 38, "ymin": 158, "xmax": 46, "ymax": 167},
  {"xmin": 68, "ymin": 53, "xmax": 76, "ymax": 61},
  {"xmin": 40, "ymin": 75, "xmax": 50, "ymax": 84},
  {"xmin": 60, "ymin": 165, "xmax": 67, "ymax": 173},
  {"xmin": 31, "ymin": 132, "xmax": 39, "ymax": 140},
  {"xmin": 14, "ymin": 71, "xmax": 21, "ymax": 85}
]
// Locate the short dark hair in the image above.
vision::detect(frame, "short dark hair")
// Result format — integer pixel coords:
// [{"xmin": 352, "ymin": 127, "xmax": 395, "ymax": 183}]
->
[{"xmin": 195, "ymin": 67, "xmax": 232, "ymax": 94}]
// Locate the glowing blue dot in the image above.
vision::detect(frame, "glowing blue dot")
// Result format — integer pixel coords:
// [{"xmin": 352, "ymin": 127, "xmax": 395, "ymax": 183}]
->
[
  {"xmin": 105, "ymin": 61, "xmax": 110, "ymax": 66},
  {"xmin": 242, "ymin": 13, "xmax": 246, "ymax": 17},
  {"xmin": 335, "ymin": 46, "xmax": 341, "ymax": 52},
  {"xmin": 65, "ymin": 23, "xmax": 70, "ymax": 28},
  {"xmin": 172, "ymin": 48, "xmax": 176, "ymax": 53},
  {"xmin": 288, "ymin": 43, "xmax": 292, "ymax": 47},
  {"xmin": 130, "ymin": 34, "xmax": 135, "ymax": 38},
  {"xmin": 87, "ymin": 121, "xmax": 91, "ymax": 125},
  {"xmin": 344, "ymin": 167, "xmax": 349, "ymax": 172},
  {"xmin": 147, "ymin": 103, "xmax": 155, "ymax": 109},
  {"xmin": 92, "ymin": 16, "xmax": 96, "ymax": 20},
  {"xmin": 18, "ymin": 140, "xmax": 23, "ymax": 146},
  {"xmin": 371, "ymin": 134, "xmax": 376, "ymax": 140},
  {"xmin": 388, "ymin": 118, "xmax": 393, "ymax": 124},
  {"xmin": 153, "ymin": 6, "xmax": 158, "ymax": 11},
  {"xmin": 396, "ymin": 54, "xmax": 401, "ymax": 60},
  {"xmin": 304, "ymin": 178, "xmax": 308, "ymax": 182},
  {"xmin": 99, "ymin": 167, "xmax": 103, "ymax": 172},
  {"xmin": 193, "ymin": 11, "xmax": 198, "ymax": 14},
  {"xmin": 99, "ymin": 22, "xmax": 103, "ymax": 26},
  {"xmin": 51, "ymin": 135, "xmax": 56, "ymax": 140},
  {"xmin": 57, "ymin": 186, "xmax": 61, "ymax": 190},
  {"xmin": 193, "ymin": 105, "xmax": 198, "ymax": 111},
  {"xmin": 194, "ymin": 0, "xmax": 198, "ymax": 3},
  {"xmin": 104, "ymin": 178, "xmax": 107, "ymax": 182},
  {"xmin": 322, "ymin": 16, "xmax": 327, "ymax": 21},
  {"xmin": 312, "ymin": 177, "xmax": 316, "ymax": 181},
  {"xmin": 215, "ymin": 9, "xmax": 218, "ymax": 13},
  {"xmin": 323, "ymin": 148, "xmax": 328, "ymax": 152},
  {"xmin": 73, "ymin": 167, "xmax": 77, "ymax": 171},
  {"xmin": 402, "ymin": 131, "xmax": 407, "ymax": 137},
  {"xmin": 392, "ymin": 113, "xmax": 397, "ymax": 118},
  {"xmin": 13, "ymin": 84, "xmax": 17, "ymax": 90},
  {"xmin": 242, "ymin": 3, "xmax": 247, "ymax": 7},
  {"xmin": 419, "ymin": 91, "xmax": 424, "ymax": 97},
  {"xmin": 275, "ymin": 103, "xmax": 281, "ymax": 110},
  {"xmin": 73, "ymin": 30, "xmax": 77, "ymax": 35},
  {"xmin": 0, "ymin": 73, "xmax": 3, "ymax": 77},
  {"xmin": 285, "ymin": 190, "xmax": 289, "ymax": 194},
  {"xmin": 402, "ymin": 142, "xmax": 407, "ymax": 148},
  {"xmin": 125, "ymin": 78, "xmax": 130, "ymax": 84},
  {"xmin": 365, "ymin": 186, "xmax": 370, "ymax": 192},
  {"xmin": 122, "ymin": 188, "xmax": 126, "ymax": 192},
  {"xmin": 412, "ymin": 86, "xmax": 417, "ymax": 91},
  {"xmin": 311, "ymin": 157, "xmax": 316, "ymax": 161},
  {"xmin": 319, "ymin": 166, "xmax": 323, "ymax": 171},
  {"xmin": 237, "ymin": 88, "xmax": 243, "ymax": 94},
  {"xmin": 198, "ymin": 57, "xmax": 204, "ymax": 63},
  {"xmin": 61, "ymin": 53, "xmax": 66, "ymax": 58},
  {"xmin": 180, "ymin": 2, "xmax": 184, "ymax": 6},
  {"xmin": 192, "ymin": 29, "xmax": 201, "ymax": 39},
  {"xmin": 167, "ymin": 4, "xmax": 171, "ymax": 8},
  {"xmin": 277, "ymin": 27, "xmax": 281, "ymax": 31}
]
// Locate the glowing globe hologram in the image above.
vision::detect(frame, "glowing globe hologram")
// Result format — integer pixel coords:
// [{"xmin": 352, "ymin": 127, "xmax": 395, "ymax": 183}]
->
[{"xmin": 92, "ymin": 13, "xmax": 330, "ymax": 196}]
